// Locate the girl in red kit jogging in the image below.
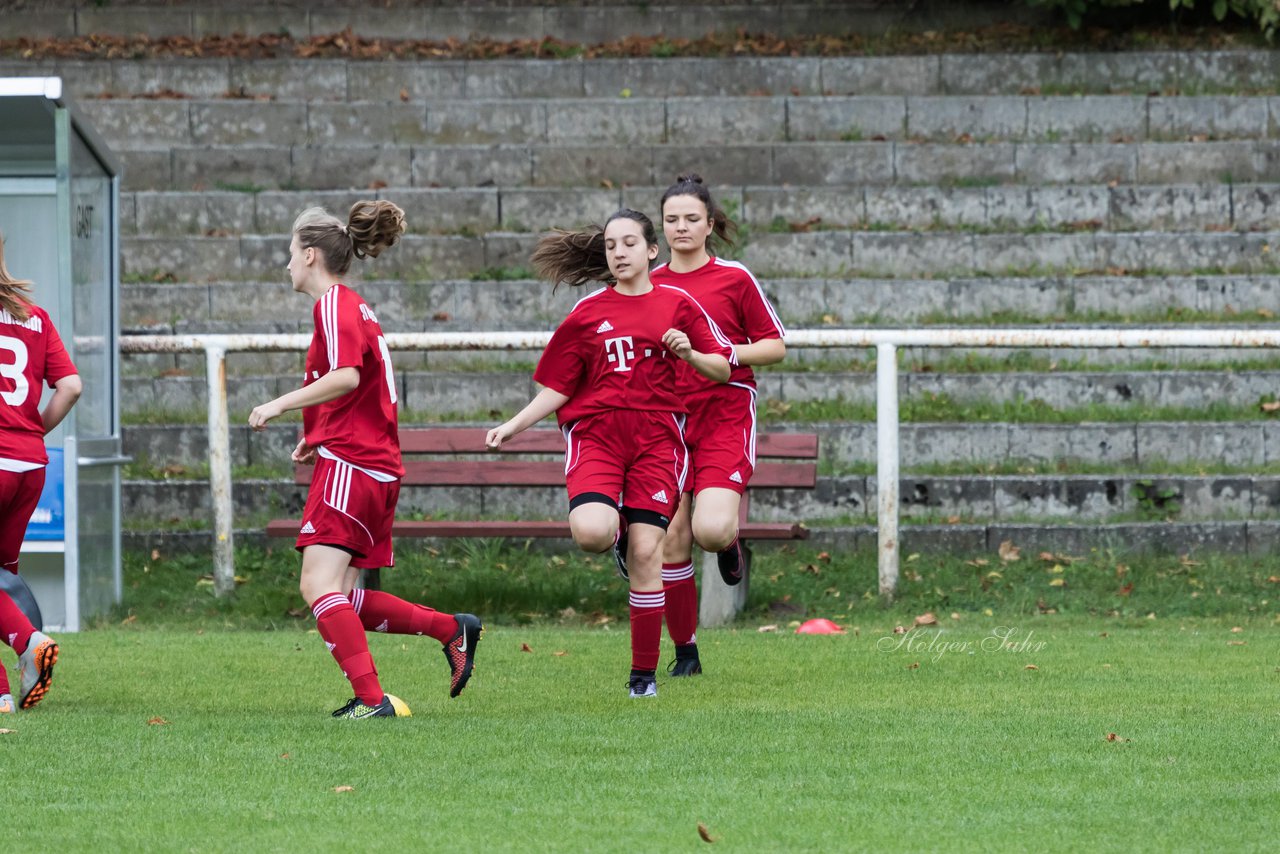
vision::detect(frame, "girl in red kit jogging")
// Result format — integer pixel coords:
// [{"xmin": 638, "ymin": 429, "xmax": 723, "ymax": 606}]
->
[
  {"xmin": 486, "ymin": 209, "xmax": 734, "ymax": 698},
  {"xmin": 249, "ymin": 203, "xmax": 482, "ymax": 720},
  {"xmin": 650, "ymin": 174, "xmax": 786, "ymax": 677},
  {"xmin": 0, "ymin": 231, "xmax": 80, "ymax": 713}
]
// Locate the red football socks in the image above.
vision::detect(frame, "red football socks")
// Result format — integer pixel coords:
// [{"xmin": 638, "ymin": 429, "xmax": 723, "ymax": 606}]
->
[
  {"xmin": 348, "ymin": 588, "xmax": 457, "ymax": 643},
  {"xmin": 312, "ymin": 592, "xmax": 382, "ymax": 705},
  {"xmin": 0, "ymin": 591, "xmax": 34, "ymax": 658},
  {"xmin": 628, "ymin": 589, "xmax": 665, "ymax": 672},
  {"xmin": 661, "ymin": 561, "xmax": 698, "ymax": 646}
]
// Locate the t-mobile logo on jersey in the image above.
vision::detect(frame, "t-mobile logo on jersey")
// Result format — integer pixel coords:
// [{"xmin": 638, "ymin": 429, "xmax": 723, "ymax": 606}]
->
[{"xmin": 604, "ymin": 335, "xmax": 636, "ymax": 372}]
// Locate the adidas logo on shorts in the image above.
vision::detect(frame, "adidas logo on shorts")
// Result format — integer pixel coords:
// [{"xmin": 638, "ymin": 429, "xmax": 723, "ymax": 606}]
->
[
  {"xmin": 596, "ymin": 320, "xmax": 614, "ymax": 333},
  {"xmin": 300, "ymin": 521, "xmax": 316, "ymax": 534},
  {"xmin": 651, "ymin": 489, "xmax": 669, "ymax": 503},
  {"xmin": 375, "ymin": 619, "xmax": 389, "ymax": 633},
  {"xmin": 729, "ymin": 470, "xmax": 743, "ymax": 483}
]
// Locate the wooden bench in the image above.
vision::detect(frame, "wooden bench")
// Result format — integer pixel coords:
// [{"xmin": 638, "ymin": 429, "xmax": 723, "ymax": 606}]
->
[{"xmin": 267, "ymin": 427, "xmax": 818, "ymax": 621}]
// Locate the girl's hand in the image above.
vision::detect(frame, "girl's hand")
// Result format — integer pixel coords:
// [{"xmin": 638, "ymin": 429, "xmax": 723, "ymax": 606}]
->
[
  {"xmin": 486, "ymin": 425, "xmax": 511, "ymax": 450},
  {"xmin": 248, "ymin": 400, "xmax": 283, "ymax": 431},
  {"xmin": 291, "ymin": 438, "xmax": 317, "ymax": 464},
  {"xmin": 662, "ymin": 328, "xmax": 693, "ymax": 360}
]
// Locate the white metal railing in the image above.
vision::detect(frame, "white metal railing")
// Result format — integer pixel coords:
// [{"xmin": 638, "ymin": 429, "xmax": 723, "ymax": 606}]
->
[{"xmin": 119, "ymin": 329, "xmax": 1280, "ymax": 599}]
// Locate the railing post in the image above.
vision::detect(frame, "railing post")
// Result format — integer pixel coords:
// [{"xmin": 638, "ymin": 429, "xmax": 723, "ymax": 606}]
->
[
  {"xmin": 876, "ymin": 342, "xmax": 899, "ymax": 600},
  {"xmin": 205, "ymin": 345, "xmax": 235, "ymax": 597}
]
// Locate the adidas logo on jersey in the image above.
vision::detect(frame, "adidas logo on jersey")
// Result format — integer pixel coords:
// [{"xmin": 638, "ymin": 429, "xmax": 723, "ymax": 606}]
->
[
  {"xmin": 596, "ymin": 320, "xmax": 614, "ymax": 334},
  {"xmin": 651, "ymin": 489, "xmax": 669, "ymax": 503},
  {"xmin": 325, "ymin": 641, "xmax": 338, "ymax": 652},
  {"xmin": 300, "ymin": 521, "xmax": 316, "ymax": 534},
  {"xmin": 729, "ymin": 471, "xmax": 743, "ymax": 484}
]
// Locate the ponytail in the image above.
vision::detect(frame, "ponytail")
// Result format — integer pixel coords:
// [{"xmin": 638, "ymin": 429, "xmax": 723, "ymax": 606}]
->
[
  {"xmin": 531, "ymin": 208, "xmax": 658, "ymax": 292},
  {"xmin": 292, "ymin": 200, "xmax": 406, "ymax": 275}
]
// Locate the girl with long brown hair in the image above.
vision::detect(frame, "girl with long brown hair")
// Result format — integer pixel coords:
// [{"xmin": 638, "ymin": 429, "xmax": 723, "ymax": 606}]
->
[{"xmin": 486, "ymin": 209, "xmax": 734, "ymax": 698}]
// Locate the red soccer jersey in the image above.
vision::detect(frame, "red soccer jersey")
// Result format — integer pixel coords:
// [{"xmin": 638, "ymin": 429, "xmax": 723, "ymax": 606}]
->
[
  {"xmin": 649, "ymin": 256, "xmax": 786, "ymax": 395},
  {"xmin": 0, "ymin": 304, "xmax": 77, "ymax": 466},
  {"xmin": 533, "ymin": 284, "xmax": 735, "ymax": 426},
  {"xmin": 301, "ymin": 284, "xmax": 404, "ymax": 478}
]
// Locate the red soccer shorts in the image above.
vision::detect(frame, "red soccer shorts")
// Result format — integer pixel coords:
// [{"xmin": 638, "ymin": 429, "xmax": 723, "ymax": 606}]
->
[
  {"xmin": 296, "ymin": 456, "xmax": 400, "ymax": 569},
  {"xmin": 683, "ymin": 383, "xmax": 757, "ymax": 496},
  {"xmin": 0, "ymin": 467, "xmax": 45, "ymax": 573},
  {"xmin": 562, "ymin": 409, "xmax": 688, "ymax": 522}
]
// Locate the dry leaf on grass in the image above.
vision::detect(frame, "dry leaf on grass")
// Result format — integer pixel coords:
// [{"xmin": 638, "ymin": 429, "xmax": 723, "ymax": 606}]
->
[
  {"xmin": 1024, "ymin": 664, "xmax": 1039, "ymax": 670},
  {"xmin": 907, "ymin": 661, "xmax": 920, "ymax": 670},
  {"xmin": 0, "ymin": 728, "xmax": 15, "ymax": 734},
  {"xmin": 520, "ymin": 643, "xmax": 533, "ymax": 653},
  {"xmin": 553, "ymin": 651, "xmax": 568, "ymax": 657},
  {"xmin": 333, "ymin": 785, "xmax": 355, "ymax": 793},
  {"xmin": 697, "ymin": 822, "xmax": 718, "ymax": 843},
  {"xmin": 147, "ymin": 717, "xmax": 170, "ymax": 726},
  {"xmin": 757, "ymin": 624, "xmax": 778, "ymax": 632},
  {"xmin": 912, "ymin": 612, "xmax": 939, "ymax": 627},
  {"xmin": 1105, "ymin": 733, "xmax": 1129, "ymax": 743},
  {"xmin": 998, "ymin": 540, "xmax": 1021, "ymax": 562}
]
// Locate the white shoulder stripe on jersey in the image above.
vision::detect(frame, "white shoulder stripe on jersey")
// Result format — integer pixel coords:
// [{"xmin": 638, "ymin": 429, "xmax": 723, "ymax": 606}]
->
[
  {"xmin": 320, "ymin": 286, "xmax": 339, "ymax": 371},
  {"xmin": 567, "ymin": 285, "xmax": 610, "ymax": 316},
  {"xmin": 714, "ymin": 257, "xmax": 787, "ymax": 338}
]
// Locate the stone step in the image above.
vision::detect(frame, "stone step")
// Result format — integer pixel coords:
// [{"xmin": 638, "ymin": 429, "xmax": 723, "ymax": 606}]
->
[
  {"xmin": 119, "ymin": 274, "xmax": 1280, "ymax": 334},
  {"xmin": 118, "ymin": 368, "xmax": 1280, "ymax": 419},
  {"xmin": 117, "ymin": 228, "xmax": 1280, "ymax": 281},
  {"xmin": 121, "ymin": 519, "xmax": 1280, "ymax": 558},
  {"xmin": 6, "ymin": 50, "xmax": 1278, "ymax": 101},
  {"xmin": 110, "ymin": 138, "xmax": 1280, "ymax": 192},
  {"xmin": 75, "ymin": 95, "xmax": 1280, "ymax": 150},
  {"xmin": 121, "ymin": 421, "xmax": 1280, "ymax": 471},
  {"xmin": 116, "ymin": 472, "xmax": 1280, "ymax": 527},
  {"xmin": 8, "ymin": 1, "xmax": 1013, "ymax": 45},
  {"xmin": 117, "ymin": 183, "xmax": 1280, "ymax": 238}
]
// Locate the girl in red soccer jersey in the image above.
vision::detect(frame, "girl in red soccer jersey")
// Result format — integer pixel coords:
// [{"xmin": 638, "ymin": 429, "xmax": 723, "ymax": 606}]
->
[
  {"xmin": 0, "ymin": 231, "xmax": 80, "ymax": 713},
  {"xmin": 249, "ymin": 203, "xmax": 482, "ymax": 719},
  {"xmin": 649, "ymin": 174, "xmax": 787, "ymax": 677},
  {"xmin": 486, "ymin": 209, "xmax": 734, "ymax": 698}
]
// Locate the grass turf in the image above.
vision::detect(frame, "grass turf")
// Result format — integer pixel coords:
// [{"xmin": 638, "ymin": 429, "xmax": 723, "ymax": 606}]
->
[{"xmin": 6, "ymin": 618, "xmax": 1277, "ymax": 852}]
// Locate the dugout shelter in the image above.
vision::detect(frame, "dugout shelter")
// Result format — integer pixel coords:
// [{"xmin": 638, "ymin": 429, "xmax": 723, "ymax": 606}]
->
[{"xmin": 0, "ymin": 77, "xmax": 125, "ymax": 631}]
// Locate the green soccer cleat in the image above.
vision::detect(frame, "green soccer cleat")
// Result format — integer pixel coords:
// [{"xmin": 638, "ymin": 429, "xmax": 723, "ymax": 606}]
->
[{"xmin": 332, "ymin": 694, "xmax": 411, "ymax": 719}]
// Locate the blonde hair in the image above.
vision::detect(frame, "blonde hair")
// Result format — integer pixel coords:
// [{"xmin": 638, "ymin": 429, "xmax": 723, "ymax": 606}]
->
[
  {"xmin": 0, "ymin": 230, "xmax": 34, "ymax": 322},
  {"xmin": 292, "ymin": 200, "xmax": 406, "ymax": 275}
]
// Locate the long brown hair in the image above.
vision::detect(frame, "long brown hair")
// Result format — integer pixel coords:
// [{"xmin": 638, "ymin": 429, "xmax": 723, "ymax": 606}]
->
[
  {"xmin": 530, "ymin": 209, "xmax": 658, "ymax": 292},
  {"xmin": 0, "ymin": 230, "xmax": 34, "ymax": 322},
  {"xmin": 659, "ymin": 172, "xmax": 738, "ymax": 253},
  {"xmin": 292, "ymin": 200, "xmax": 406, "ymax": 275}
]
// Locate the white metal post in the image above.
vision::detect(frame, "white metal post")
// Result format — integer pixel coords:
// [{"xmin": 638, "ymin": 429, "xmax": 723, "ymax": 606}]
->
[
  {"xmin": 206, "ymin": 345, "xmax": 235, "ymax": 597},
  {"xmin": 876, "ymin": 343, "xmax": 899, "ymax": 600}
]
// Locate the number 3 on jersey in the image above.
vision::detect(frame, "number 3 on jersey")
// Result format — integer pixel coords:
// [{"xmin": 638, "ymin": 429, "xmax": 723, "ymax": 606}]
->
[
  {"xmin": 0, "ymin": 335, "xmax": 30, "ymax": 406},
  {"xmin": 376, "ymin": 334, "xmax": 398, "ymax": 405}
]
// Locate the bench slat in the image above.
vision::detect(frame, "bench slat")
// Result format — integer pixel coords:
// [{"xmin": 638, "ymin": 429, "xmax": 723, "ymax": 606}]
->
[
  {"xmin": 295, "ymin": 460, "xmax": 817, "ymax": 489},
  {"xmin": 395, "ymin": 428, "xmax": 818, "ymax": 459},
  {"xmin": 266, "ymin": 519, "xmax": 808, "ymax": 540}
]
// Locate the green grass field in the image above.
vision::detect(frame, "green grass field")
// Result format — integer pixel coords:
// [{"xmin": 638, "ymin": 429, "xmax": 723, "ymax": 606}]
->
[
  {"xmin": 8, "ymin": 619, "xmax": 1277, "ymax": 852},
  {"xmin": 9, "ymin": 544, "xmax": 1279, "ymax": 851}
]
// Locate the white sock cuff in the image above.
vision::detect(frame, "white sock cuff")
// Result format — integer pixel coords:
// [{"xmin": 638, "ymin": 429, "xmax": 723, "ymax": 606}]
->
[
  {"xmin": 629, "ymin": 590, "xmax": 665, "ymax": 609},
  {"xmin": 661, "ymin": 562, "xmax": 695, "ymax": 582}
]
